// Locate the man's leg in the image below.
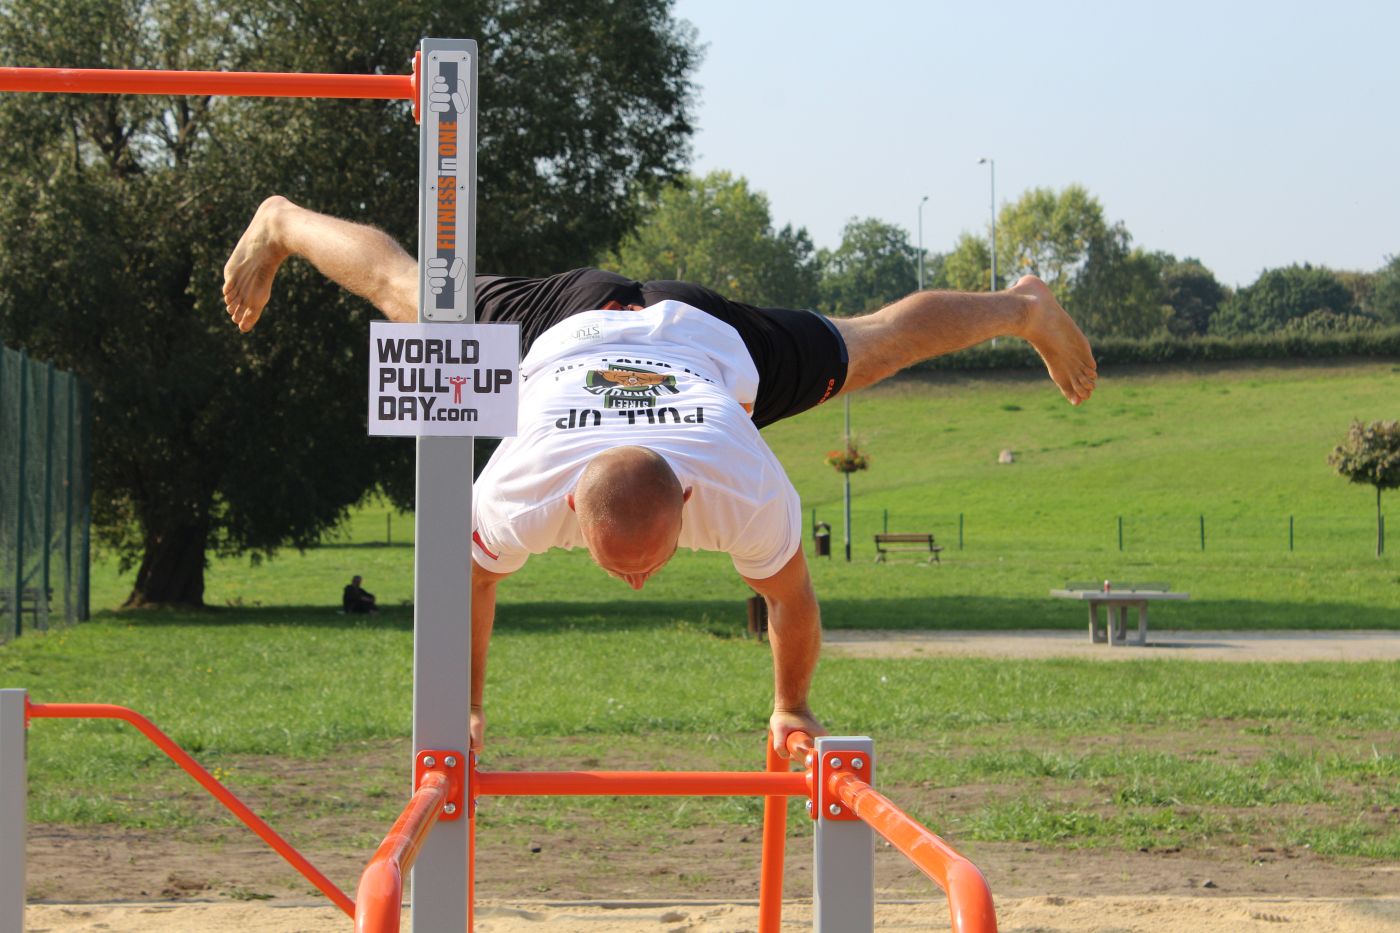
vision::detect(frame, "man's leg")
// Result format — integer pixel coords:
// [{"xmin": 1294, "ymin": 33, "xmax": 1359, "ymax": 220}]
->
[
  {"xmin": 223, "ymin": 196, "xmax": 419, "ymax": 332},
  {"xmin": 830, "ymin": 278, "xmax": 1098, "ymax": 406}
]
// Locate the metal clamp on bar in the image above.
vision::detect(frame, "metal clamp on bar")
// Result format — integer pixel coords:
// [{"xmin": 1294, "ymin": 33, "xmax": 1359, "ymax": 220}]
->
[
  {"xmin": 414, "ymin": 749, "xmax": 465, "ymax": 821},
  {"xmin": 818, "ymin": 750, "xmax": 871, "ymax": 822}
]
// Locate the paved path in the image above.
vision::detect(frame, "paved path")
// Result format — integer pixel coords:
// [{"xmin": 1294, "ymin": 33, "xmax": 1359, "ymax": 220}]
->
[{"xmin": 822, "ymin": 629, "xmax": 1400, "ymax": 662}]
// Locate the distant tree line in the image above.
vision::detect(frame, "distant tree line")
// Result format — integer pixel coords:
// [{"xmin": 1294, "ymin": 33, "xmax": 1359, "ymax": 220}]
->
[{"xmin": 606, "ymin": 172, "xmax": 1400, "ymax": 341}]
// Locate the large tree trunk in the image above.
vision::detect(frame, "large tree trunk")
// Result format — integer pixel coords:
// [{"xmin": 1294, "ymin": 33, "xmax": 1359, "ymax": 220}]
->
[{"xmin": 124, "ymin": 521, "xmax": 209, "ymax": 608}]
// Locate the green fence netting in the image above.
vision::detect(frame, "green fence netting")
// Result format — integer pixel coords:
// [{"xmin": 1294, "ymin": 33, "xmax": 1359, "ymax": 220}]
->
[{"xmin": 0, "ymin": 345, "xmax": 91, "ymax": 641}]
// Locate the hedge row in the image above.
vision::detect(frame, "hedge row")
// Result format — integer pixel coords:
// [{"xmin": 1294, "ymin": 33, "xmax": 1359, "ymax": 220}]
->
[{"xmin": 914, "ymin": 326, "xmax": 1400, "ymax": 371}]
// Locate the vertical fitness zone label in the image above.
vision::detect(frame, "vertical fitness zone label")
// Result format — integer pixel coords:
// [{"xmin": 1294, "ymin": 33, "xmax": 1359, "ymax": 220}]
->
[
  {"xmin": 368, "ymin": 322, "xmax": 518, "ymax": 437},
  {"xmin": 420, "ymin": 46, "xmax": 474, "ymax": 322}
]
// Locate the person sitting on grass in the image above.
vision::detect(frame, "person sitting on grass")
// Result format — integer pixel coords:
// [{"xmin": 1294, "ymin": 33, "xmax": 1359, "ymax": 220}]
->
[
  {"xmin": 224, "ymin": 195, "xmax": 1098, "ymax": 757},
  {"xmin": 342, "ymin": 575, "xmax": 378, "ymax": 615}
]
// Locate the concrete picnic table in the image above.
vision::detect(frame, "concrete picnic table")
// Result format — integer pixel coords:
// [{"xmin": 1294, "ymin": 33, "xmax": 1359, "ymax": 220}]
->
[{"xmin": 1049, "ymin": 585, "xmax": 1191, "ymax": 646}]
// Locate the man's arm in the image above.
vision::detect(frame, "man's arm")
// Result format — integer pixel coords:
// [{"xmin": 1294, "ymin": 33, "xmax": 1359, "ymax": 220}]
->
[
  {"xmin": 470, "ymin": 558, "xmax": 512, "ymax": 750},
  {"xmin": 743, "ymin": 548, "xmax": 827, "ymax": 758},
  {"xmin": 222, "ymin": 196, "xmax": 420, "ymax": 332}
]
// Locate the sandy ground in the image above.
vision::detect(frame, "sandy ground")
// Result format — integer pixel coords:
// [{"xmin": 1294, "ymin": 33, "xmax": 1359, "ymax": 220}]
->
[
  {"xmin": 822, "ymin": 628, "xmax": 1400, "ymax": 662},
  {"xmin": 25, "ymin": 895, "xmax": 1400, "ymax": 932}
]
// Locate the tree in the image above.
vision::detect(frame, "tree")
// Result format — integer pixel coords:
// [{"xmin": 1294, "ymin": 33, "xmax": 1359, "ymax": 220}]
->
[
  {"xmin": 1328, "ymin": 420, "xmax": 1400, "ymax": 557},
  {"xmin": 1160, "ymin": 258, "xmax": 1227, "ymax": 336},
  {"xmin": 996, "ymin": 185, "xmax": 1107, "ymax": 295},
  {"xmin": 606, "ymin": 171, "xmax": 820, "ymax": 308},
  {"xmin": 817, "ymin": 217, "xmax": 917, "ymax": 317},
  {"xmin": 0, "ymin": 0, "xmax": 700, "ymax": 606},
  {"xmin": 943, "ymin": 233, "xmax": 992, "ymax": 292},
  {"xmin": 1210, "ymin": 264, "xmax": 1356, "ymax": 336},
  {"xmin": 1069, "ymin": 225, "xmax": 1170, "ymax": 338},
  {"xmin": 1370, "ymin": 254, "xmax": 1400, "ymax": 326}
]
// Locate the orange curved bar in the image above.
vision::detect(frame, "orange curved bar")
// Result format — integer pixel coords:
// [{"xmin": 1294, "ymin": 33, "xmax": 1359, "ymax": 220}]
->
[
  {"xmin": 829, "ymin": 771, "xmax": 997, "ymax": 933},
  {"xmin": 26, "ymin": 701, "xmax": 355, "ymax": 918},
  {"xmin": 355, "ymin": 771, "xmax": 450, "ymax": 933},
  {"xmin": 475, "ymin": 769, "xmax": 808, "ymax": 798},
  {"xmin": 0, "ymin": 66, "xmax": 414, "ymax": 100}
]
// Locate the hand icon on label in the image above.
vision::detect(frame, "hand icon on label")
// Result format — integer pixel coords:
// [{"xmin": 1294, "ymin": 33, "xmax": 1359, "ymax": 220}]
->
[
  {"xmin": 429, "ymin": 75, "xmax": 468, "ymax": 114},
  {"xmin": 427, "ymin": 257, "xmax": 467, "ymax": 296}
]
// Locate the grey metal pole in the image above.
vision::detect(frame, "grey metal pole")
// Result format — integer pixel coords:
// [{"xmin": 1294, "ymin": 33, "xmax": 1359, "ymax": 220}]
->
[
  {"xmin": 984, "ymin": 158, "xmax": 997, "ymax": 291},
  {"xmin": 410, "ymin": 38, "xmax": 478, "ymax": 933},
  {"xmin": 812, "ymin": 736, "xmax": 875, "ymax": 933},
  {"xmin": 916, "ymin": 195, "xmax": 928, "ymax": 291},
  {"xmin": 0, "ymin": 688, "xmax": 26, "ymax": 933}
]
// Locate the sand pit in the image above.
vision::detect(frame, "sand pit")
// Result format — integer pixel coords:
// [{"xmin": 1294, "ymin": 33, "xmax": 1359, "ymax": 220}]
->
[{"xmin": 25, "ymin": 895, "xmax": 1400, "ymax": 931}]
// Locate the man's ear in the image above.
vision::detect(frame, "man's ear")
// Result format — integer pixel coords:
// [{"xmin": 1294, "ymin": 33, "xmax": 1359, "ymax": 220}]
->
[
  {"xmin": 682, "ymin": 486, "xmax": 694, "ymax": 504},
  {"xmin": 566, "ymin": 492, "xmax": 577, "ymax": 512}
]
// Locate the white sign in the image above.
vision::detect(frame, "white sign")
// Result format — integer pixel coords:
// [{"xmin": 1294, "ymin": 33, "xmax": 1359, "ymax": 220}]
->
[{"xmin": 368, "ymin": 321, "xmax": 519, "ymax": 437}]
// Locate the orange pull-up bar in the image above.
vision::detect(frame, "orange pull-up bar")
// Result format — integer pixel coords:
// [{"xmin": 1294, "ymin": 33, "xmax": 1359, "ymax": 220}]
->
[{"xmin": 0, "ymin": 65, "xmax": 415, "ymax": 100}]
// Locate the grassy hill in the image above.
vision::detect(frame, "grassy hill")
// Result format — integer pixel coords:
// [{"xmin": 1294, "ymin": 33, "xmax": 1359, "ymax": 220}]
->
[{"xmin": 89, "ymin": 359, "xmax": 1400, "ymax": 628}]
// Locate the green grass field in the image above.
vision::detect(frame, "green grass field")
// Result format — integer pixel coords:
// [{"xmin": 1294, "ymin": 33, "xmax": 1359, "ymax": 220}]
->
[{"xmin": 7, "ymin": 360, "xmax": 1400, "ymax": 866}]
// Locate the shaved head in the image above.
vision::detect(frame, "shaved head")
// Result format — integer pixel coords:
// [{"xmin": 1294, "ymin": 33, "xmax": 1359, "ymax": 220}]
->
[{"xmin": 570, "ymin": 446, "xmax": 688, "ymax": 589}]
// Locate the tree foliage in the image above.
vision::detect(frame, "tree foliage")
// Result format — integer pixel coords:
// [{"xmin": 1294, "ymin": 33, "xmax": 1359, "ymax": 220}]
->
[
  {"xmin": 606, "ymin": 171, "xmax": 820, "ymax": 308},
  {"xmin": 1068, "ymin": 225, "xmax": 1169, "ymax": 338},
  {"xmin": 817, "ymin": 217, "xmax": 917, "ymax": 317},
  {"xmin": 1160, "ymin": 258, "xmax": 1227, "ymax": 336},
  {"xmin": 1328, "ymin": 419, "xmax": 1400, "ymax": 556},
  {"xmin": 1211, "ymin": 264, "xmax": 1357, "ymax": 336},
  {"xmin": 0, "ymin": 0, "xmax": 699, "ymax": 606},
  {"xmin": 1370, "ymin": 254, "xmax": 1400, "ymax": 326},
  {"xmin": 943, "ymin": 233, "xmax": 992, "ymax": 292},
  {"xmin": 997, "ymin": 185, "xmax": 1106, "ymax": 295}
]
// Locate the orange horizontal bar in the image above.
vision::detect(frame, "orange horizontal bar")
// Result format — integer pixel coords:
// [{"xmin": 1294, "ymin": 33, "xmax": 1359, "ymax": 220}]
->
[
  {"xmin": 0, "ymin": 66, "xmax": 413, "ymax": 100},
  {"xmin": 26, "ymin": 701, "xmax": 355, "ymax": 918},
  {"xmin": 476, "ymin": 769, "xmax": 809, "ymax": 798},
  {"xmin": 355, "ymin": 771, "xmax": 450, "ymax": 933},
  {"xmin": 830, "ymin": 772, "xmax": 997, "ymax": 933}
]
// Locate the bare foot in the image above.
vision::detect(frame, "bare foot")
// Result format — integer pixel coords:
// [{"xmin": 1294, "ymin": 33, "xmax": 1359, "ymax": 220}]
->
[
  {"xmin": 1012, "ymin": 275, "xmax": 1098, "ymax": 405},
  {"xmin": 222, "ymin": 196, "xmax": 292, "ymax": 333}
]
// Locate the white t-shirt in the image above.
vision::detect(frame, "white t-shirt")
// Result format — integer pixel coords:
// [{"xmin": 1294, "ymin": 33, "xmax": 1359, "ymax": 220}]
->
[{"xmin": 472, "ymin": 300, "xmax": 802, "ymax": 580}]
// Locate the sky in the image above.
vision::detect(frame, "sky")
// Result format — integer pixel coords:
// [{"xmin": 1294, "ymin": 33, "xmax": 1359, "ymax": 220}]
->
[{"xmin": 670, "ymin": 0, "xmax": 1399, "ymax": 287}]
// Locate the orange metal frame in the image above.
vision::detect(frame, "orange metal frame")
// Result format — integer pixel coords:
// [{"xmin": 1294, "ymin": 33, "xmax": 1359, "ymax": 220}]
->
[
  {"xmin": 25, "ymin": 700, "xmax": 356, "ymax": 917},
  {"xmin": 25, "ymin": 701, "xmax": 996, "ymax": 932}
]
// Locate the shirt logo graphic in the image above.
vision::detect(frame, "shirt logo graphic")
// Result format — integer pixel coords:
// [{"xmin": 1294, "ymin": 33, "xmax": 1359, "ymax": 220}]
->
[{"xmin": 584, "ymin": 365, "xmax": 679, "ymax": 410}]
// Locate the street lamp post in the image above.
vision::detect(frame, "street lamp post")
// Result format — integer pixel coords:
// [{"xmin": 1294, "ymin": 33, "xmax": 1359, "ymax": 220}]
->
[
  {"xmin": 978, "ymin": 158, "xmax": 996, "ymax": 292},
  {"xmin": 916, "ymin": 194, "xmax": 929, "ymax": 291}
]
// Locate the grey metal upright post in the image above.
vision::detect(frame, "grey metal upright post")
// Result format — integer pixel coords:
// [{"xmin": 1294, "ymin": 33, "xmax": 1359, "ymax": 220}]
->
[
  {"xmin": 812, "ymin": 735, "xmax": 875, "ymax": 933},
  {"xmin": 1, "ymin": 689, "xmax": 27, "ymax": 933},
  {"xmin": 410, "ymin": 37, "xmax": 478, "ymax": 933}
]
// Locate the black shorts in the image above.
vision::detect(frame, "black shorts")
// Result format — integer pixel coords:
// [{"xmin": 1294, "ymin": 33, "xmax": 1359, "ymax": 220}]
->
[{"xmin": 474, "ymin": 269, "xmax": 848, "ymax": 428}]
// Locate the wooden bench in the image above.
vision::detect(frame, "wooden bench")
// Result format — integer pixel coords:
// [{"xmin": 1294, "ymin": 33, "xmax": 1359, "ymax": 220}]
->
[
  {"xmin": 0, "ymin": 586, "xmax": 52, "ymax": 632},
  {"xmin": 1050, "ymin": 581, "xmax": 1190, "ymax": 646},
  {"xmin": 873, "ymin": 533, "xmax": 942, "ymax": 564}
]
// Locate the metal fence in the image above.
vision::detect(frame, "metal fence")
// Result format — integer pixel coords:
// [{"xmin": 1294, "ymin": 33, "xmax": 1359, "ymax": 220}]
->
[
  {"xmin": 0, "ymin": 346, "xmax": 91, "ymax": 641},
  {"xmin": 810, "ymin": 507, "xmax": 1389, "ymax": 559}
]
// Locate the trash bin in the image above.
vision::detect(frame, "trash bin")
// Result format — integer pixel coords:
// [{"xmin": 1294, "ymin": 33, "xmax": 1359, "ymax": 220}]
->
[
  {"xmin": 813, "ymin": 522, "xmax": 832, "ymax": 558},
  {"xmin": 746, "ymin": 593, "xmax": 768, "ymax": 639}
]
